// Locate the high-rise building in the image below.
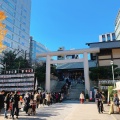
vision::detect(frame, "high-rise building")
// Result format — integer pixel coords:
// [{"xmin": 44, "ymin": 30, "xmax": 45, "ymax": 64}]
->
[
  {"xmin": 0, "ymin": 0, "xmax": 31, "ymax": 54},
  {"xmin": 99, "ymin": 32, "xmax": 116, "ymax": 42},
  {"xmin": 30, "ymin": 37, "xmax": 50, "ymax": 63},
  {"xmin": 115, "ymin": 10, "xmax": 120, "ymax": 40}
]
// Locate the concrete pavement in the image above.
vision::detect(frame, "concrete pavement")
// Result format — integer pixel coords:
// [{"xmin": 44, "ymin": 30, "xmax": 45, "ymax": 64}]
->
[
  {"xmin": 0, "ymin": 100, "xmax": 119, "ymax": 120},
  {"xmin": 104, "ymin": 104, "xmax": 120, "ymax": 120}
]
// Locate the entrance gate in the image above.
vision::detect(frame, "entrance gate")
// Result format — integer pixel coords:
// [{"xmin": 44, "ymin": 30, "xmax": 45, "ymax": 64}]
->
[{"xmin": 37, "ymin": 48, "xmax": 100, "ymax": 94}]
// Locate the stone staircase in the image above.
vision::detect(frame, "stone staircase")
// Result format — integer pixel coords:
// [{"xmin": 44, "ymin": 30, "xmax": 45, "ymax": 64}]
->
[
  {"xmin": 67, "ymin": 83, "xmax": 85, "ymax": 100},
  {"xmin": 51, "ymin": 80, "xmax": 66, "ymax": 92}
]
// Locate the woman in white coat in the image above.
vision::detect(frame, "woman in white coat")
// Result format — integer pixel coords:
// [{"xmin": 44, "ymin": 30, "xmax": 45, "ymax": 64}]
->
[{"xmin": 80, "ymin": 91, "xmax": 85, "ymax": 104}]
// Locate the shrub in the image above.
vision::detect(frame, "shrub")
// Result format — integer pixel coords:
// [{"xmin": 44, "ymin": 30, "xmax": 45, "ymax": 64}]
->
[{"xmin": 85, "ymin": 94, "xmax": 89, "ymax": 99}]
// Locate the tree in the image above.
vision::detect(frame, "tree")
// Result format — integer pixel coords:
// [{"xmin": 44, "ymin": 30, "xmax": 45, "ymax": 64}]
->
[
  {"xmin": 0, "ymin": 11, "xmax": 7, "ymax": 52},
  {"xmin": 90, "ymin": 65, "xmax": 118, "ymax": 81},
  {"xmin": 35, "ymin": 62, "xmax": 46, "ymax": 84},
  {"xmin": 0, "ymin": 50, "xmax": 31, "ymax": 71},
  {"xmin": 35, "ymin": 62, "xmax": 58, "ymax": 85}
]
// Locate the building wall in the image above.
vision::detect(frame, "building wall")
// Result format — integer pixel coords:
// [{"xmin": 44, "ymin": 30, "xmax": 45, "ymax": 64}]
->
[
  {"xmin": 99, "ymin": 33, "xmax": 116, "ymax": 42},
  {"xmin": 99, "ymin": 60, "xmax": 111, "ymax": 66},
  {"xmin": 112, "ymin": 49, "xmax": 120, "ymax": 58},
  {"xmin": 98, "ymin": 48, "xmax": 120, "ymax": 67},
  {"xmin": 115, "ymin": 10, "xmax": 120, "ymax": 40},
  {"xmin": 30, "ymin": 37, "xmax": 50, "ymax": 63},
  {"xmin": 0, "ymin": 0, "xmax": 31, "ymax": 53}
]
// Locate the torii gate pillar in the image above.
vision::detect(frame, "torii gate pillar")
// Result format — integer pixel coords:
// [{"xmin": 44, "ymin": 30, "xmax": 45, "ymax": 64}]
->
[
  {"xmin": 45, "ymin": 52, "xmax": 90, "ymax": 93},
  {"xmin": 83, "ymin": 52, "xmax": 90, "ymax": 93},
  {"xmin": 46, "ymin": 55, "xmax": 51, "ymax": 92}
]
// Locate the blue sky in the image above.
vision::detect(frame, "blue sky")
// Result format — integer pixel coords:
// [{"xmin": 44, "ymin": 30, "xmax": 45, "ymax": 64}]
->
[{"xmin": 30, "ymin": 0, "xmax": 120, "ymax": 51}]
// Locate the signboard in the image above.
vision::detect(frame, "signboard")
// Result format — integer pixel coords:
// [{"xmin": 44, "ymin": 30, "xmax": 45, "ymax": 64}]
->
[{"xmin": 0, "ymin": 69, "xmax": 35, "ymax": 94}]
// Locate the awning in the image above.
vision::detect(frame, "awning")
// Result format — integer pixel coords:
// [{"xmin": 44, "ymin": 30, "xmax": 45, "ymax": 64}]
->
[{"xmin": 113, "ymin": 88, "xmax": 120, "ymax": 90}]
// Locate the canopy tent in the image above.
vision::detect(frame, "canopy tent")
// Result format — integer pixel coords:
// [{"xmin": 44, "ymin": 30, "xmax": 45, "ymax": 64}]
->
[
  {"xmin": 113, "ymin": 88, "xmax": 120, "ymax": 90},
  {"xmin": 113, "ymin": 81, "xmax": 120, "ymax": 90}
]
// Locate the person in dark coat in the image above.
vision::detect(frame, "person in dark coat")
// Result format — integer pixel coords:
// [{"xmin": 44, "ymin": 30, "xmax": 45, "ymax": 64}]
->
[
  {"xmin": 4, "ymin": 93, "xmax": 10, "ymax": 118},
  {"xmin": 96, "ymin": 90, "xmax": 103, "ymax": 113},
  {"xmin": 10, "ymin": 91, "xmax": 19, "ymax": 119},
  {"xmin": 0, "ymin": 94, "xmax": 4, "ymax": 112},
  {"xmin": 0, "ymin": 90, "xmax": 5, "ymax": 112}
]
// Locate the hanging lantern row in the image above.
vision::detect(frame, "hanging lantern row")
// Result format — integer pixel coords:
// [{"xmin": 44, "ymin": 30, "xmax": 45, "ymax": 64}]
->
[
  {"xmin": 0, "ymin": 83, "xmax": 34, "ymax": 87},
  {"xmin": 4, "ymin": 69, "xmax": 34, "ymax": 74},
  {"xmin": 0, "ymin": 87, "xmax": 34, "ymax": 91},
  {"xmin": 0, "ymin": 78, "xmax": 34, "ymax": 83},
  {"xmin": 0, "ymin": 73, "xmax": 34, "ymax": 78}
]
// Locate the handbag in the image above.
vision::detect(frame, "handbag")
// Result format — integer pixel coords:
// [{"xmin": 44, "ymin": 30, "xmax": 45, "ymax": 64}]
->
[{"xmin": 23, "ymin": 105, "xmax": 27, "ymax": 111}]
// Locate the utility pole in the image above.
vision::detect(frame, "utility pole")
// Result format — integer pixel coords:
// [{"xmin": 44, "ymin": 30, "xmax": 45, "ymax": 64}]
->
[{"xmin": 110, "ymin": 61, "xmax": 115, "ymax": 87}]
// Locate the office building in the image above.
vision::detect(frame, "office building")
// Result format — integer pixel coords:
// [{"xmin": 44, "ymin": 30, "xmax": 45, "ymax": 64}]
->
[
  {"xmin": 0, "ymin": 0, "xmax": 31, "ymax": 55},
  {"xmin": 30, "ymin": 36, "xmax": 50, "ymax": 63},
  {"xmin": 115, "ymin": 10, "xmax": 120, "ymax": 40},
  {"xmin": 99, "ymin": 32, "xmax": 116, "ymax": 42}
]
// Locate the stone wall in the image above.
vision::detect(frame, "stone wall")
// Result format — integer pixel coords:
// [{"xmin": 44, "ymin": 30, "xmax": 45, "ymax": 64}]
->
[{"xmin": 50, "ymin": 79, "xmax": 58, "ymax": 92}]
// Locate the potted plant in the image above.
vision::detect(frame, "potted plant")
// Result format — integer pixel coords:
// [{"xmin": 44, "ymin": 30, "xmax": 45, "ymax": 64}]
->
[{"xmin": 85, "ymin": 94, "xmax": 89, "ymax": 102}]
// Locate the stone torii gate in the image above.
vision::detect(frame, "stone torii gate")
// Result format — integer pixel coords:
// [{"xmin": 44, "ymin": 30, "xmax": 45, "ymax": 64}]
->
[{"xmin": 37, "ymin": 48, "xmax": 100, "ymax": 94}]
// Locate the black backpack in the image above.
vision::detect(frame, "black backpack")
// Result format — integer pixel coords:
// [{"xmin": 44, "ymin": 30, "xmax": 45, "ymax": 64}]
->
[{"xmin": 114, "ymin": 98, "xmax": 119, "ymax": 106}]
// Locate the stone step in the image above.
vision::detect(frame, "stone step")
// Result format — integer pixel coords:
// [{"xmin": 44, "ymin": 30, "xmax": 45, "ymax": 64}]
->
[
  {"xmin": 67, "ymin": 83, "xmax": 85, "ymax": 100},
  {"xmin": 52, "ymin": 81, "xmax": 66, "ymax": 92}
]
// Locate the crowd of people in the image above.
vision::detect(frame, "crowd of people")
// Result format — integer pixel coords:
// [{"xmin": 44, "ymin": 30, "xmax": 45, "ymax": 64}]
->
[
  {"xmin": 95, "ymin": 90, "xmax": 120, "ymax": 114},
  {"xmin": 0, "ymin": 82, "xmax": 70, "ymax": 120},
  {"xmin": 79, "ymin": 89, "xmax": 120, "ymax": 115}
]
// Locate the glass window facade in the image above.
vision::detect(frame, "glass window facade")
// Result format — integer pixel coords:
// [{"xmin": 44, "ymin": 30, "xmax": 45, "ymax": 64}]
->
[
  {"xmin": 107, "ymin": 34, "xmax": 110, "ymax": 41},
  {"xmin": 30, "ymin": 39, "xmax": 50, "ymax": 62},
  {"xmin": 112, "ymin": 33, "xmax": 116, "ymax": 40},
  {"xmin": 100, "ymin": 33, "xmax": 116, "ymax": 42},
  {"xmin": 0, "ymin": 0, "xmax": 31, "ymax": 54},
  {"xmin": 102, "ymin": 35, "xmax": 106, "ymax": 41},
  {"xmin": 3, "ymin": 41, "xmax": 10, "ymax": 47}
]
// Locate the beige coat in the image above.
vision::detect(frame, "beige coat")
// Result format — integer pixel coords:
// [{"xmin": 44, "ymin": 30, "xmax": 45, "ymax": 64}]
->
[
  {"xmin": 46, "ymin": 94, "xmax": 51, "ymax": 102},
  {"xmin": 80, "ymin": 93, "xmax": 85, "ymax": 99}
]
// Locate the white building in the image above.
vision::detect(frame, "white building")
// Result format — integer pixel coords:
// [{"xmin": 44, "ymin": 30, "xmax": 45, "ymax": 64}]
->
[
  {"xmin": 115, "ymin": 10, "xmax": 120, "ymax": 40},
  {"xmin": 0, "ymin": 0, "xmax": 31, "ymax": 54},
  {"xmin": 99, "ymin": 32, "xmax": 116, "ymax": 42}
]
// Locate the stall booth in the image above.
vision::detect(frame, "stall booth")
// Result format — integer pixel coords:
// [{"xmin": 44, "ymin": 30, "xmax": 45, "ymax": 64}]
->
[{"xmin": 113, "ymin": 81, "xmax": 120, "ymax": 99}]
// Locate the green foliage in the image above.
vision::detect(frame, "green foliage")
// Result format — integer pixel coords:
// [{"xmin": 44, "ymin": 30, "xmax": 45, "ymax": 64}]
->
[
  {"xmin": 85, "ymin": 94, "xmax": 89, "ymax": 99},
  {"xmin": 90, "ymin": 65, "xmax": 118, "ymax": 81},
  {"xmin": 51, "ymin": 64, "xmax": 58, "ymax": 76},
  {"xmin": 0, "ymin": 50, "xmax": 30, "ymax": 71},
  {"xmin": 108, "ymin": 86, "xmax": 116, "ymax": 98},
  {"xmin": 35, "ymin": 63, "xmax": 46, "ymax": 84},
  {"xmin": 35, "ymin": 63, "xmax": 58, "ymax": 85}
]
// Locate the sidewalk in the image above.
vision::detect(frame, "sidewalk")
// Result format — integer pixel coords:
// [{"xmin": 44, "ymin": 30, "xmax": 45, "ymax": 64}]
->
[
  {"xmin": 0, "ymin": 102, "xmax": 119, "ymax": 120},
  {"xmin": 104, "ymin": 104, "xmax": 120, "ymax": 120}
]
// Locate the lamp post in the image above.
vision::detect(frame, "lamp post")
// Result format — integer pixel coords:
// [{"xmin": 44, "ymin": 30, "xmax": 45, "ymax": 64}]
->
[
  {"xmin": 32, "ymin": 63, "xmax": 36, "ymax": 92},
  {"xmin": 110, "ymin": 61, "xmax": 115, "ymax": 87}
]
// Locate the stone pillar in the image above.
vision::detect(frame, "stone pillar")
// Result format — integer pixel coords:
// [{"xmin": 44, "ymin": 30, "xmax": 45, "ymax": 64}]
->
[
  {"xmin": 83, "ymin": 52, "xmax": 90, "ymax": 94},
  {"xmin": 46, "ymin": 55, "xmax": 51, "ymax": 92}
]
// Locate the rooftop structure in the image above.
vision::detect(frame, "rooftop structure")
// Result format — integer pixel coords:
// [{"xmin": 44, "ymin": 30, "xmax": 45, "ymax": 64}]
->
[{"xmin": 99, "ymin": 32, "xmax": 116, "ymax": 42}]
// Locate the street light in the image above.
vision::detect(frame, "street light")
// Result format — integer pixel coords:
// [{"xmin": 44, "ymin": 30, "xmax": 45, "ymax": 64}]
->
[
  {"xmin": 32, "ymin": 63, "xmax": 36, "ymax": 92},
  {"xmin": 110, "ymin": 61, "xmax": 115, "ymax": 87}
]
